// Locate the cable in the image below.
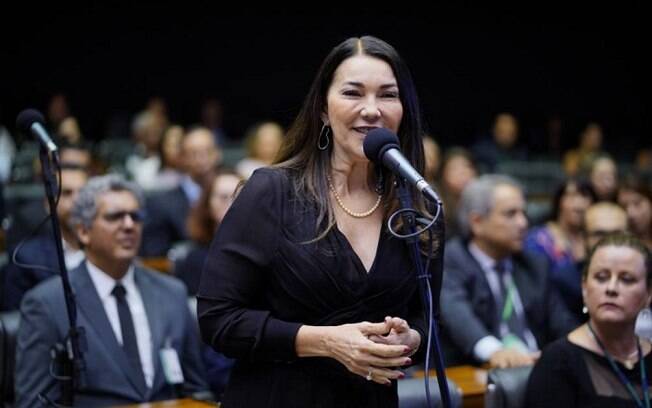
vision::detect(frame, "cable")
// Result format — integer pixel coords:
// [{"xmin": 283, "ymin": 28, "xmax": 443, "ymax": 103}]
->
[
  {"xmin": 387, "ymin": 199, "xmax": 449, "ymax": 408},
  {"xmin": 11, "ymin": 151, "xmax": 62, "ymax": 273}
]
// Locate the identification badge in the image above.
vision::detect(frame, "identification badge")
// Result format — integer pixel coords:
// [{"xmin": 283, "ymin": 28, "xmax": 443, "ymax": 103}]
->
[{"xmin": 160, "ymin": 342, "xmax": 184, "ymax": 385}]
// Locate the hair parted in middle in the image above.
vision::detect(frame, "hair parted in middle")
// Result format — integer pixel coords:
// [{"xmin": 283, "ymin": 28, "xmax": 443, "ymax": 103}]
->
[{"xmin": 274, "ymin": 35, "xmax": 427, "ymax": 241}]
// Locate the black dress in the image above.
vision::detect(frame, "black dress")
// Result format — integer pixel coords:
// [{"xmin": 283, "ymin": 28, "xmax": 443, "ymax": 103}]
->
[
  {"xmin": 525, "ymin": 337, "xmax": 652, "ymax": 408},
  {"xmin": 197, "ymin": 168, "xmax": 440, "ymax": 407}
]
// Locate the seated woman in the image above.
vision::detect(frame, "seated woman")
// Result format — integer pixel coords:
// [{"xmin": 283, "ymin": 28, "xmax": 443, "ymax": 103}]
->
[
  {"xmin": 525, "ymin": 178, "xmax": 596, "ymax": 320},
  {"xmin": 436, "ymin": 147, "xmax": 477, "ymax": 239},
  {"xmin": 175, "ymin": 169, "xmax": 244, "ymax": 295},
  {"xmin": 525, "ymin": 233, "xmax": 652, "ymax": 407}
]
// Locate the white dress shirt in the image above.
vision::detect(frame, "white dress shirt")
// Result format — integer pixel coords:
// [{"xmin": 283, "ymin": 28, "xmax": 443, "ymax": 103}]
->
[
  {"xmin": 86, "ymin": 261, "xmax": 154, "ymax": 387},
  {"xmin": 62, "ymin": 238, "xmax": 84, "ymax": 271},
  {"xmin": 467, "ymin": 243, "xmax": 538, "ymax": 362}
]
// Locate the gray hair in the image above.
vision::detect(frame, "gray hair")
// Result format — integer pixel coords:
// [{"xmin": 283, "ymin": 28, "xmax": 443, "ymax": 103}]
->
[
  {"xmin": 457, "ymin": 174, "xmax": 523, "ymax": 239},
  {"xmin": 70, "ymin": 174, "xmax": 145, "ymax": 229}
]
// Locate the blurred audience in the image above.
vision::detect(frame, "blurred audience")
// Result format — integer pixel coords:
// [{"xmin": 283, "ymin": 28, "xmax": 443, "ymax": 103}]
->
[
  {"xmin": 525, "ymin": 179, "xmax": 597, "ymax": 319},
  {"xmin": 57, "ymin": 116, "xmax": 83, "ymax": 144},
  {"xmin": 58, "ymin": 140, "xmax": 93, "ymax": 171},
  {"xmin": 126, "ymin": 110, "xmax": 167, "ymax": 191},
  {"xmin": 618, "ymin": 174, "xmax": 652, "ymax": 250},
  {"xmin": 441, "ymin": 175, "xmax": 576, "ymax": 367},
  {"xmin": 423, "ymin": 135, "xmax": 441, "ymax": 184},
  {"xmin": 175, "ymin": 169, "xmax": 243, "ymax": 295},
  {"xmin": 174, "ymin": 169, "xmax": 243, "ymax": 398},
  {"xmin": 563, "ymin": 121, "xmax": 604, "ymax": 176},
  {"xmin": 588, "ymin": 154, "xmax": 618, "ymax": 202},
  {"xmin": 585, "ymin": 202, "xmax": 628, "ymax": 252},
  {"xmin": 140, "ymin": 126, "xmax": 222, "ymax": 256},
  {"xmin": 437, "ymin": 147, "xmax": 478, "ymax": 239},
  {"xmin": 2, "ymin": 164, "xmax": 88, "ymax": 310},
  {"xmin": 200, "ymin": 97, "xmax": 228, "ymax": 147},
  {"xmin": 0, "ymin": 118, "xmax": 15, "ymax": 183},
  {"xmin": 46, "ymin": 92, "xmax": 70, "ymax": 131},
  {"xmin": 235, "ymin": 121, "xmax": 284, "ymax": 179},
  {"xmin": 152, "ymin": 124, "xmax": 185, "ymax": 191},
  {"xmin": 472, "ymin": 112, "xmax": 527, "ymax": 172}
]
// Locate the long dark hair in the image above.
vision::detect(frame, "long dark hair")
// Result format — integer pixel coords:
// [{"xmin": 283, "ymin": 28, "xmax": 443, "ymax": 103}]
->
[
  {"xmin": 549, "ymin": 178, "xmax": 597, "ymax": 222},
  {"xmin": 274, "ymin": 36, "xmax": 425, "ymax": 240}
]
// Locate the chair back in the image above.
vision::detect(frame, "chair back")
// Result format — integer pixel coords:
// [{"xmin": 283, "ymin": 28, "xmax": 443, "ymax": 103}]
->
[
  {"xmin": 484, "ymin": 366, "xmax": 533, "ymax": 408},
  {"xmin": 398, "ymin": 376, "xmax": 463, "ymax": 408}
]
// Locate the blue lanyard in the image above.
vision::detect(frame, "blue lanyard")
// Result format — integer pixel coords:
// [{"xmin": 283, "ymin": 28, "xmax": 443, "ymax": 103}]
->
[{"xmin": 587, "ymin": 322, "xmax": 651, "ymax": 408}]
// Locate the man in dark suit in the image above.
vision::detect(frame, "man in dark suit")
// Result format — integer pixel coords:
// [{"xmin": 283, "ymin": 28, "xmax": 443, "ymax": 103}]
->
[
  {"xmin": 2, "ymin": 164, "xmax": 88, "ymax": 310},
  {"xmin": 15, "ymin": 175, "xmax": 207, "ymax": 407},
  {"xmin": 441, "ymin": 175, "xmax": 577, "ymax": 368},
  {"xmin": 140, "ymin": 126, "xmax": 222, "ymax": 256}
]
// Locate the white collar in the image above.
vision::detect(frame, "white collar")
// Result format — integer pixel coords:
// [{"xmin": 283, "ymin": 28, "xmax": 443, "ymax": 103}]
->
[
  {"xmin": 85, "ymin": 260, "xmax": 136, "ymax": 300},
  {"xmin": 468, "ymin": 242, "xmax": 513, "ymax": 271}
]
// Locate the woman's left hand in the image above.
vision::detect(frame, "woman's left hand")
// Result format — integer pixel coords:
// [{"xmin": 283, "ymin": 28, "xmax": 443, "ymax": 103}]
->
[{"xmin": 368, "ymin": 316, "xmax": 421, "ymax": 357}]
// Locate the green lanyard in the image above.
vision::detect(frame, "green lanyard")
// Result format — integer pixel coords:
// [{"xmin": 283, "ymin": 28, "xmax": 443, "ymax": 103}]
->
[
  {"xmin": 501, "ymin": 280, "xmax": 515, "ymax": 322},
  {"xmin": 587, "ymin": 322, "xmax": 651, "ymax": 408}
]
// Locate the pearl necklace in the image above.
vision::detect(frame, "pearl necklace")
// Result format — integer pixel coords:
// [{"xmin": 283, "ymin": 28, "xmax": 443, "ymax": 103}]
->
[{"xmin": 326, "ymin": 176, "xmax": 382, "ymax": 218}]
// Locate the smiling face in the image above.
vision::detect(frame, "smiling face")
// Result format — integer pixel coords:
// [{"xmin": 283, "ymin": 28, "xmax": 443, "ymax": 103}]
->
[
  {"xmin": 583, "ymin": 245, "xmax": 651, "ymax": 326},
  {"xmin": 322, "ymin": 54, "xmax": 403, "ymax": 164}
]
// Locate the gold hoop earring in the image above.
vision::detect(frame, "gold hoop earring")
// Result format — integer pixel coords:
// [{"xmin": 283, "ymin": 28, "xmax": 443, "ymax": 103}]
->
[{"xmin": 318, "ymin": 124, "xmax": 330, "ymax": 151}]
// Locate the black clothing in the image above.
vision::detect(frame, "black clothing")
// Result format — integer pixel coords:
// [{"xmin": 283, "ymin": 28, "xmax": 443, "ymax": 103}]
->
[
  {"xmin": 526, "ymin": 337, "xmax": 652, "ymax": 408},
  {"xmin": 198, "ymin": 168, "xmax": 440, "ymax": 407}
]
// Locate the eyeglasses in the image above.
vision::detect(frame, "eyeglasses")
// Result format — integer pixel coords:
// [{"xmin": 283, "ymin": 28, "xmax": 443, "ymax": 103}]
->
[{"xmin": 100, "ymin": 209, "xmax": 146, "ymax": 224}]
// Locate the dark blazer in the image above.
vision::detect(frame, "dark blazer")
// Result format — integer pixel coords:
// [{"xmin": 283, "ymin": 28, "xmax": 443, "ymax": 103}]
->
[
  {"xmin": 2, "ymin": 234, "xmax": 60, "ymax": 311},
  {"xmin": 140, "ymin": 186, "xmax": 191, "ymax": 257},
  {"xmin": 440, "ymin": 238, "xmax": 578, "ymax": 366},
  {"xmin": 15, "ymin": 262, "xmax": 208, "ymax": 407}
]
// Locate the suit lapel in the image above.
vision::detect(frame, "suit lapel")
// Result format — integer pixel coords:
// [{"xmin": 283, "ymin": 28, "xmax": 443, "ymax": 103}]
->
[
  {"xmin": 135, "ymin": 267, "xmax": 167, "ymax": 396},
  {"xmin": 462, "ymin": 244, "xmax": 497, "ymax": 308},
  {"xmin": 72, "ymin": 263, "xmax": 148, "ymax": 398}
]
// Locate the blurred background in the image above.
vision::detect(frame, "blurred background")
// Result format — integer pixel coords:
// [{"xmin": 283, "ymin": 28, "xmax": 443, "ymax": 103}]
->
[{"xmin": 1, "ymin": 8, "xmax": 648, "ymax": 154}]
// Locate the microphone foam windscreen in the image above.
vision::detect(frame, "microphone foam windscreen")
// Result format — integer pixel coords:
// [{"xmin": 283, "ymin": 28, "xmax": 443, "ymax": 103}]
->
[
  {"xmin": 16, "ymin": 109, "xmax": 46, "ymax": 132},
  {"xmin": 363, "ymin": 128, "xmax": 400, "ymax": 163}
]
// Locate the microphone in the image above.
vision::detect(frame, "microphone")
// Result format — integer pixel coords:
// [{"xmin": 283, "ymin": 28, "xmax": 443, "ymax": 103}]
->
[
  {"xmin": 363, "ymin": 128, "xmax": 441, "ymax": 204},
  {"xmin": 16, "ymin": 109, "xmax": 58, "ymax": 153}
]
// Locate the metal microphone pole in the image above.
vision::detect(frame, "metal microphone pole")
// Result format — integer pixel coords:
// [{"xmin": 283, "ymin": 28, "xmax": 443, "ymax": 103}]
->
[
  {"xmin": 394, "ymin": 177, "xmax": 451, "ymax": 408},
  {"xmin": 38, "ymin": 147, "xmax": 86, "ymax": 407}
]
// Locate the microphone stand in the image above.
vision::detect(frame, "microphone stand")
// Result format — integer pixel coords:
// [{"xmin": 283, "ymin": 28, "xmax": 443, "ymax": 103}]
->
[
  {"xmin": 38, "ymin": 147, "xmax": 86, "ymax": 407},
  {"xmin": 394, "ymin": 177, "xmax": 451, "ymax": 408}
]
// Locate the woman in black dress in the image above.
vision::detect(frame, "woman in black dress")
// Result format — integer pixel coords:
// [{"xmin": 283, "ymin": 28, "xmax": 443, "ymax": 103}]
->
[
  {"xmin": 197, "ymin": 36, "xmax": 440, "ymax": 407},
  {"xmin": 526, "ymin": 233, "xmax": 652, "ymax": 407}
]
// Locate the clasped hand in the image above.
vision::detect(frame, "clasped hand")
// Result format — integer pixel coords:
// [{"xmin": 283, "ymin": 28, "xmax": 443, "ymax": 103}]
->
[{"xmin": 326, "ymin": 316, "xmax": 420, "ymax": 385}]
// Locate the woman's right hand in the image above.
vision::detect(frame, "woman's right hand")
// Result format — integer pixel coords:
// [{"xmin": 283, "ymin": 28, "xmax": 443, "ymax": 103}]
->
[{"xmin": 296, "ymin": 322, "xmax": 412, "ymax": 385}]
